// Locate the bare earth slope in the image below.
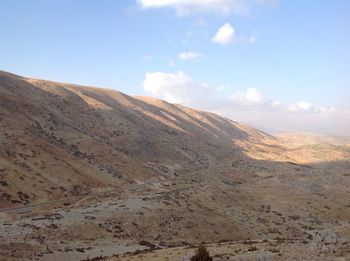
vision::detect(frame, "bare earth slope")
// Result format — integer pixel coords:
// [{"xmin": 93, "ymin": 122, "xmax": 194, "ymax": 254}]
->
[
  {"xmin": 0, "ymin": 70, "xmax": 277, "ymax": 208},
  {"xmin": 0, "ymin": 71, "xmax": 349, "ymax": 261}
]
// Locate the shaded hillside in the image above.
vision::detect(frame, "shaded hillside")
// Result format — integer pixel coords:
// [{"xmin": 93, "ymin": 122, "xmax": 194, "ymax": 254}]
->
[{"xmin": 0, "ymin": 71, "xmax": 276, "ymax": 207}]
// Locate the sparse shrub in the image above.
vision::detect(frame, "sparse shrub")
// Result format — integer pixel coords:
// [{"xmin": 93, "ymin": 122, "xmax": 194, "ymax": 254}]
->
[
  {"xmin": 190, "ymin": 246, "xmax": 212, "ymax": 261},
  {"xmin": 0, "ymin": 181, "xmax": 8, "ymax": 186},
  {"xmin": 248, "ymin": 246, "xmax": 258, "ymax": 251},
  {"xmin": 139, "ymin": 240, "xmax": 156, "ymax": 249}
]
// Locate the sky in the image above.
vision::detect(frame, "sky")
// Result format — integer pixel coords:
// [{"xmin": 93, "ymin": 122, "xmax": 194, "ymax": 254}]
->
[{"xmin": 1, "ymin": 0, "xmax": 349, "ymax": 136}]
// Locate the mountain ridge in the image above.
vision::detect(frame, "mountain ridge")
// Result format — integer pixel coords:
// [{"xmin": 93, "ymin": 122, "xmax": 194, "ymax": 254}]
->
[{"xmin": 0, "ymin": 70, "xmax": 279, "ymax": 208}]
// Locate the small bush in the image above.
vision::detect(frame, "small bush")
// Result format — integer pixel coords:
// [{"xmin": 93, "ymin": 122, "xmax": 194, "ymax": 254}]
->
[{"xmin": 190, "ymin": 246, "xmax": 212, "ymax": 261}]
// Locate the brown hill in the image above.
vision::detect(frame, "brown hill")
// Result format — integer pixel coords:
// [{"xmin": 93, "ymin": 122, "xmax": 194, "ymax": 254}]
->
[
  {"xmin": 0, "ymin": 70, "xmax": 278, "ymax": 208},
  {"xmin": 0, "ymin": 71, "xmax": 349, "ymax": 260}
]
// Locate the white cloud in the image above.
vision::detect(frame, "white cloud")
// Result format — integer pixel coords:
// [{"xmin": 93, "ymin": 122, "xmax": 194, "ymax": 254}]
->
[
  {"xmin": 230, "ymin": 88, "xmax": 264, "ymax": 105},
  {"xmin": 142, "ymin": 70, "xmax": 348, "ymax": 136},
  {"xmin": 212, "ymin": 23, "xmax": 235, "ymax": 45},
  {"xmin": 287, "ymin": 102, "xmax": 336, "ymax": 117},
  {"xmin": 212, "ymin": 23, "xmax": 256, "ymax": 45},
  {"xmin": 143, "ymin": 71, "xmax": 211, "ymax": 104},
  {"xmin": 178, "ymin": 52, "xmax": 202, "ymax": 61},
  {"xmin": 288, "ymin": 101, "xmax": 313, "ymax": 112},
  {"xmin": 137, "ymin": 0, "xmax": 247, "ymax": 16}
]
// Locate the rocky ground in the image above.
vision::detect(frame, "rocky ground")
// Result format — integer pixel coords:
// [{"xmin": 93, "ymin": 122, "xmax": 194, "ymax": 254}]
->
[
  {"xmin": 0, "ymin": 71, "xmax": 349, "ymax": 260},
  {"xmin": 1, "ymin": 159, "xmax": 349, "ymax": 260}
]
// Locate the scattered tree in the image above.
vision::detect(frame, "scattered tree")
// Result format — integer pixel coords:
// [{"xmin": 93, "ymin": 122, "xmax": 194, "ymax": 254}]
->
[{"xmin": 190, "ymin": 245, "xmax": 212, "ymax": 261}]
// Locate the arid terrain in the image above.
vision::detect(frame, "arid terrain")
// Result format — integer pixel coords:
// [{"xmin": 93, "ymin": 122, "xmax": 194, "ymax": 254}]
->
[{"xmin": 0, "ymin": 71, "xmax": 349, "ymax": 260}]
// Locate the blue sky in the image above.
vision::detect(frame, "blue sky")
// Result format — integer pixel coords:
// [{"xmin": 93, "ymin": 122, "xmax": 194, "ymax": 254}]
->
[{"xmin": 1, "ymin": 0, "xmax": 349, "ymax": 135}]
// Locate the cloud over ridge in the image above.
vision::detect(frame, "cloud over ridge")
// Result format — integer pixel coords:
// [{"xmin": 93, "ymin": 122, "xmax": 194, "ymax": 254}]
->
[{"xmin": 142, "ymin": 70, "xmax": 348, "ymax": 135}]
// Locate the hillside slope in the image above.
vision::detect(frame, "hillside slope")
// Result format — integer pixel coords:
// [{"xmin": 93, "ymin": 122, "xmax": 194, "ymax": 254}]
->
[
  {"xmin": 0, "ymin": 71, "xmax": 277, "ymax": 208},
  {"xmin": 1, "ymin": 71, "xmax": 349, "ymax": 260}
]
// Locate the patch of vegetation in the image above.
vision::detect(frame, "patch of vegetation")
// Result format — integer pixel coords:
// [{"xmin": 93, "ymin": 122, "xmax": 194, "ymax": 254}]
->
[
  {"xmin": 0, "ymin": 181, "xmax": 8, "ymax": 186},
  {"xmin": 139, "ymin": 240, "xmax": 156, "ymax": 249},
  {"xmin": 190, "ymin": 246, "xmax": 213, "ymax": 261}
]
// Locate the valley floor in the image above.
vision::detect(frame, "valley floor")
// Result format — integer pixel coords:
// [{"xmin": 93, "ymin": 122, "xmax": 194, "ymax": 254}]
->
[{"xmin": 1, "ymin": 159, "xmax": 350, "ymax": 260}]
